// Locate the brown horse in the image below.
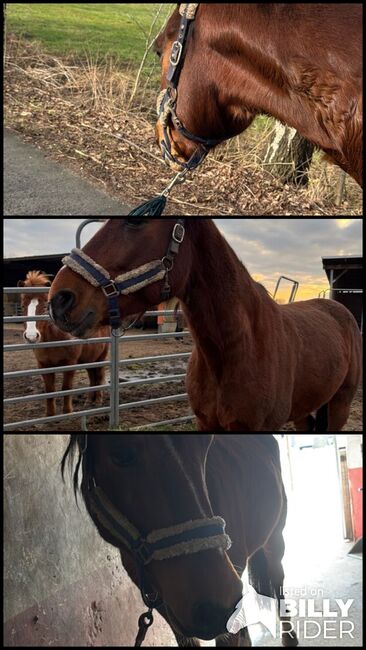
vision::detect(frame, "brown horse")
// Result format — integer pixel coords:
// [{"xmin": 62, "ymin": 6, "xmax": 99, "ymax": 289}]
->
[
  {"xmin": 18, "ymin": 271, "xmax": 109, "ymax": 417},
  {"xmin": 155, "ymin": 4, "xmax": 362, "ymax": 185},
  {"xmin": 49, "ymin": 220, "xmax": 361, "ymax": 432},
  {"xmin": 62, "ymin": 433, "xmax": 299, "ymax": 647}
]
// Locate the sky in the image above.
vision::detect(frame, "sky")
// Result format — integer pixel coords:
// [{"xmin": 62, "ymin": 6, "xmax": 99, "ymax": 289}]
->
[{"xmin": 4, "ymin": 218, "xmax": 362, "ymax": 301}]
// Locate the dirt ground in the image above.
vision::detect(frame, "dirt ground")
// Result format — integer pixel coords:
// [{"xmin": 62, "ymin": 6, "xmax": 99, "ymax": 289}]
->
[
  {"xmin": 4, "ymin": 325, "xmax": 191, "ymax": 431},
  {"xmin": 4, "ymin": 325, "xmax": 363, "ymax": 432}
]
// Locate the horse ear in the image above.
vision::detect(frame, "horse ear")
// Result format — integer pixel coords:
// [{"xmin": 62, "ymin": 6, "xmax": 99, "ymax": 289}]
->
[{"xmin": 17, "ymin": 280, "xmax": 25, "ymax": 287}]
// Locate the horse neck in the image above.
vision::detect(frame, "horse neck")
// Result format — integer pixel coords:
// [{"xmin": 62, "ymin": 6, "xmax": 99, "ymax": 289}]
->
[
  {"xmin": 215, "ymin": 6, "xmax": 359, "ymax": 153},
  {"xmin": 179, "ymin": 221, "xmax": 276, "ymax": 376}
]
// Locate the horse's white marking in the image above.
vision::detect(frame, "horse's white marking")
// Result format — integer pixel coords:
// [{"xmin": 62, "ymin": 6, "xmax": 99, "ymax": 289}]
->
[
  {"xmin": 162, "ymin": 435, "xmax": 206, "ymax": 516},
  {"xmin": 23, "ymin": 299, "xmax": 41, "ymax": 343}
]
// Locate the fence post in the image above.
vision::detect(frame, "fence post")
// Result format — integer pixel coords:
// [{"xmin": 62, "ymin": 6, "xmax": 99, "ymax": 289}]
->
[{"xmin": 109, "ymin": 334, "xmax": 120, "ymax": 428}]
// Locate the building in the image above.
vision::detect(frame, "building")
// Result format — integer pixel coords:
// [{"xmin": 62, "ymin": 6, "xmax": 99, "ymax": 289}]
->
[{"xmin": 322, "ymin": 255, "xmax": 363, "ymax": 332}]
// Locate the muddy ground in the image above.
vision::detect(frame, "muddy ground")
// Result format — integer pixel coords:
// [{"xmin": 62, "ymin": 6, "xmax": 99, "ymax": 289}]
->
[{"xmin": 4, "ymin": 326, "xmax": 362, "ymax": 432}]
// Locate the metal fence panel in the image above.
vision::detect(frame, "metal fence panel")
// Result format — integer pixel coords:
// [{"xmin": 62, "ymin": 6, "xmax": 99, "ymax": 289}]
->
[{"xmin": 4, "ymin": 286, "xmax": 193, "ymax": 431}]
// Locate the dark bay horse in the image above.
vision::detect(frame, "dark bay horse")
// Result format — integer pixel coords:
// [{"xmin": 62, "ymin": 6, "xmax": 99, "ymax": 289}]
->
[
  {"xmin": 62, "ymin": 433, "xmax": 298, "ymax": 646},
  {"xmin": 18, "ymin": 270, "xmax": 109, "ymax": 416},
  {"xmin": 49, "ymin": 219, "xmax": 361, "ymax": 432},
  {"xmin": 155, "ymin": 4, "xmax": 362, "ymax": 185}
]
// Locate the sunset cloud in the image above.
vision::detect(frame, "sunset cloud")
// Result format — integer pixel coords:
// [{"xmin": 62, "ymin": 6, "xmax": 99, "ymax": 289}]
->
[{"xmin": 5, "ymin": 218, "xmax": 362, "ymax": 302}]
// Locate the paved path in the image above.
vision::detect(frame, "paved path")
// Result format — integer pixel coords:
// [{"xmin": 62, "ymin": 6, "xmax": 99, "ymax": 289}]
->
[{"xmin": 4, "ymin": 129, "xmax": 131, "ymax": 216}]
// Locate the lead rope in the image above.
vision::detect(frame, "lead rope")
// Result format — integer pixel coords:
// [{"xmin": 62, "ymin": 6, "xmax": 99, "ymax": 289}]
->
[
  {"xmin": 127, "ymin": 167, "xmax": 191, "ymax": 216},
  {"xmin": 135, "ymin": 610, "xmax": 154, "ymax": 646}
]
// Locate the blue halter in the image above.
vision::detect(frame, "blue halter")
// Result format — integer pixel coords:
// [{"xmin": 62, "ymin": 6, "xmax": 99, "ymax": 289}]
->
[{"xmin": 62, "ymin": 220, "xmax": 186, "ymax": 330}]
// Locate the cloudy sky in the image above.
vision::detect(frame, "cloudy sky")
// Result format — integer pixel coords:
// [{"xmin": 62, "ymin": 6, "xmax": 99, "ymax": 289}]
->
[{"xmin": 4, "ymin": 218, "xmax": 362, "ymax": 300}]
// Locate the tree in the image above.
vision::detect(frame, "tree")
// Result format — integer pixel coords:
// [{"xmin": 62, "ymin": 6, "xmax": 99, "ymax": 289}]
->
[{"xmin": 264, "ymin": 122, "xmax": 315, "ymax": 187}]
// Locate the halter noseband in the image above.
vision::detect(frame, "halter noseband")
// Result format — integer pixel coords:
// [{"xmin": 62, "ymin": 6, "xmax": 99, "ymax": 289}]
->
[
  {"xmin": 157, "ymin": 3, "xmax": 222, "ymax": 171},
  {"xmin": 62, "ymin": 219, "xmax": 186, "ymax": 331},
  {"xmin": 80, "ymin": 435, "xmax": 232, "ymax": 646}
]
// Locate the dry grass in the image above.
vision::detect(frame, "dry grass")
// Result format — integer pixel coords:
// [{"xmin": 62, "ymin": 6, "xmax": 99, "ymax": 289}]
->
[{"xmin": 4, "ymin": 35, "xmax": 362, "ymax": 216}]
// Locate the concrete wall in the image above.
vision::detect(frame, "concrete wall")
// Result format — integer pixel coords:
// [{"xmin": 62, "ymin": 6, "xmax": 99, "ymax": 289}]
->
[{"xmin": 4, "ymin": 434, "xmax": 175, "ymax": 647}]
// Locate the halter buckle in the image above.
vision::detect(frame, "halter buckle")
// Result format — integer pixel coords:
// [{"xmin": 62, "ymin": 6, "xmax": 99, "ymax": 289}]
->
[
  {"xmin": 169, "ymin": 41, "xmax": 183, "ymax": 67},
  {"xmin": 173, "ymin": 223, "xmax": 185, "ymax": 244},
  {"xmin": 102, "ymin": 282, "xmax": 120, "ymax": 298},
  {"xmin": 134, "ymin": 540, "xmax": 153, "ymax": 565}
]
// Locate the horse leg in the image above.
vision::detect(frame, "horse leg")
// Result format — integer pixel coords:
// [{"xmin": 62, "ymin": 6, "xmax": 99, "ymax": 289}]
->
[
  {"xmin": 87, "ymin": 367, "xmax": 105, "ymax": 406},
  {"xmin": 62, "ymin": 370, "xmax": 75, "ymax": 413},
  {"xmin": 315, "ymin": 403, "xmax": 328, "ymax": 431},
  {"xmin": 42, "ymin": 372, "xmax": 56, "ymax": 416},
  {"xmin": 327, "ymin": 385, "xmax": 356, "ymax": 430},
  {"xmin": 294, "ymin": 415, "xmax": 315, "ymax": 431},
  {"xmin": 196, "ymin": 416, "xmax": 226, "ymax": 431},
  {"xmin": 263, "ymin": 527, "xmax": 298, "ymax": 647}
]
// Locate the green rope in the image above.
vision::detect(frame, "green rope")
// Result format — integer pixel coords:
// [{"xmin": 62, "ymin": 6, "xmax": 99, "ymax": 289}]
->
[
  {"xmin": 128, "ymin": 195, "xmax": 167, "ymax": 216},
  {"xmin": 127, "ymin": 168, "xmax": 191, "ymax": 216}
]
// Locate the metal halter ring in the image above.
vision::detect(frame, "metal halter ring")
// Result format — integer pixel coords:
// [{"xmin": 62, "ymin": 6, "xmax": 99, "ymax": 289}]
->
[
  {"xmin": 101, "ymin": 282, "xmax": 120, "ymax": 298},
  {"xmin": 162, "ymin": 256, "xmax": 175, "ymax": 272}
]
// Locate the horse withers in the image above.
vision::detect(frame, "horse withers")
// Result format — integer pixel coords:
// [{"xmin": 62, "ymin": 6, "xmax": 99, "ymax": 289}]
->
[{"xmin": 18, "ymin": 270, "xmax": 109, "ymax": 417}]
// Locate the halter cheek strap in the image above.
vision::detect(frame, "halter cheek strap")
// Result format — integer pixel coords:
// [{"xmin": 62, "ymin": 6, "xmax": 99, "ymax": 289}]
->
[{"xmin": 157, "ymin": 4, "xmax": 222, "ymax": 171}]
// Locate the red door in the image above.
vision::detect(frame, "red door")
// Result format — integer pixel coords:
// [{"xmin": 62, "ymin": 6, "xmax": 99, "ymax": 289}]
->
[{"xmin": 347, "ymin": 435, "xmax": 363, "ymax": 540}]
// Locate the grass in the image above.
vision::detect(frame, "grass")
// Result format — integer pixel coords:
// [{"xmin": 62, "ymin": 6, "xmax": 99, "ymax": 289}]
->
[{"xmin": 6, "ymin": 3, "xmax": 173, "ymax": 60}]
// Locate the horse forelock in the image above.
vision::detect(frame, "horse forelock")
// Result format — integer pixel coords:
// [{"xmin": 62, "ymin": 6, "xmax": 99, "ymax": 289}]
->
[
  {"xmin": 61, "ymin": 435, "xmax": 87, "ymax": 499},
  {"xmin": 24, "ymin": 270, "xmax": 50, "ymax": 287}
]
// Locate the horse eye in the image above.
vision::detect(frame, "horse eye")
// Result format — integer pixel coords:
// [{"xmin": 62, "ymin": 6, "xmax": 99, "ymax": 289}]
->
[{"xmin": 111, "ymin": 446, "xmax": 138, "ymax": 467}]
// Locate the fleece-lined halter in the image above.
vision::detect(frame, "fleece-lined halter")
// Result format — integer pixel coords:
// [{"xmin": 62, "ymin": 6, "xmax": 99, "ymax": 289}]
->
[{"xmin": 61, "ymin": 220, "xmax": 186, "ymax": 331}]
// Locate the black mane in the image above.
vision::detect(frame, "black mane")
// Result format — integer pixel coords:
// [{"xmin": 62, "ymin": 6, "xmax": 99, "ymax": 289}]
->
[{"xmin": 61, "ymin": 434, "xmax": 87, "ymax": 498}]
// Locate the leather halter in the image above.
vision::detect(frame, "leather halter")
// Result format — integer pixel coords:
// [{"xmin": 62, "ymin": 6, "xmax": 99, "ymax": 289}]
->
[
  {"xmin": 62, "ymin": 219, "xmax": 186, "ymax": 331},
  {"xmin": 157, "ymin": 3, "xmax": 222, "ymax": 171},
  {"xmin": 80, "ymin": 435, "xmax": 232, "ymax": 645}
]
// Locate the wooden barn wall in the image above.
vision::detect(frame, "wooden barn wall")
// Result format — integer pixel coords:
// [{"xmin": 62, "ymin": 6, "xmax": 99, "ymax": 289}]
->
[{"xmin": 4, "ymin": 434, "xmax": 175, "ymax": 647}]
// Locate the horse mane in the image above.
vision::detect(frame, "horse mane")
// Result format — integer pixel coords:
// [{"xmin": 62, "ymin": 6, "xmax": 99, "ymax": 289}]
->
[{"xmin": 61, "ymin": 434, "xmax": 86, "ymax": 499}]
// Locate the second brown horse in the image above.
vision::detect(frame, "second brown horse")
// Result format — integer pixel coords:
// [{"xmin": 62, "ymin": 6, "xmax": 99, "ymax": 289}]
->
[{"xmin": 19, "ymin": 270, "xmax": 109, "ymax": 417}]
